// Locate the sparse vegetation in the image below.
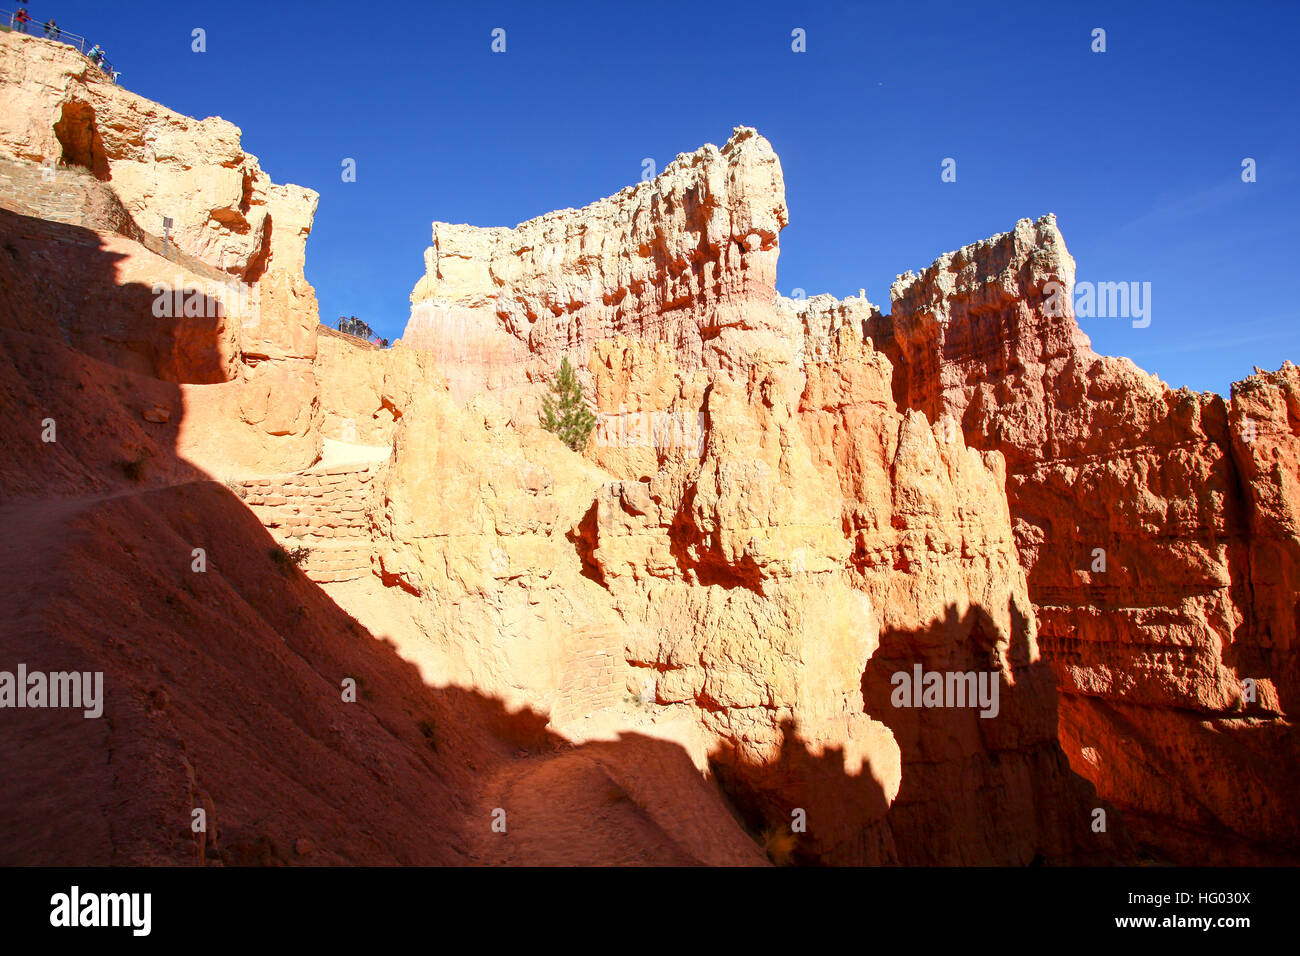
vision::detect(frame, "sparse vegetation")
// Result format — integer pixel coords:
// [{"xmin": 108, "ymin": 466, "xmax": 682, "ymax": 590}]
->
[
  {"xmin": 269, "ymin": 542, "xmax": 310, "ymax": 574},
  {"xmin": 223, "ymin": 478, "xmax": 248, "ymax": 499},
  {"xmin": 628, "ymin": 685, "xmax": 654, "ymax": 710},
  {"xmin": 540, "ymin": 356, "xmax": 596, "ymax": 452}
]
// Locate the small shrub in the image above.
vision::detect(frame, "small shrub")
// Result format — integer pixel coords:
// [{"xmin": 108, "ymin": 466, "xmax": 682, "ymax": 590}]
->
[
  {"xmin": 269, "ymin": 543, "xmax": 310, "ymax": 574},
  {"xmin": 628, "ymin": 686, "xmax": 654, "ymax": 710},
  {"xmin": 269, "ymin": 545, "xmax": 291, "ymax": 572},
  {"xmin": 223, "ymin": 478, "xmax": 248, "ymax": 499}
]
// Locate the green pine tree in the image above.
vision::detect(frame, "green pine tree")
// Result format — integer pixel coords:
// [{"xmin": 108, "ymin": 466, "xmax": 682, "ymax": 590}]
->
[{"xmin": 540, "ymin": 356, "xmax": 596, "ymax": 452}]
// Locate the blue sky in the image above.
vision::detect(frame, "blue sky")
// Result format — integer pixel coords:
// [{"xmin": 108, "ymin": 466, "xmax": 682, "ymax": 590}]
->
[{"xmin": 26, "ymin": 0, "xmax": 1300, "ymax": 395}]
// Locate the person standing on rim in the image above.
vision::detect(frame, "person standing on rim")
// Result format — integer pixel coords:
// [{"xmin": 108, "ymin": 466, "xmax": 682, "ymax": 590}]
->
[
  {"xmin": 12, "ymin": 4, "xmax": 32, "ymax": 33},
  {"xmin": 44, "ymin": 19, "xmax": 60, "ymax": 40}
]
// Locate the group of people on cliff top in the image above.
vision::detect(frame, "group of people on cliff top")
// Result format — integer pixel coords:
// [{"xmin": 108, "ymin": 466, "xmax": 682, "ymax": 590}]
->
[
  {"xmin": 9, "ymin": 2, "xmax": 118, "ymax": 83},
  {"xmin": 336, "ymin": 316, "xmax": 389, "ymax": 348}
]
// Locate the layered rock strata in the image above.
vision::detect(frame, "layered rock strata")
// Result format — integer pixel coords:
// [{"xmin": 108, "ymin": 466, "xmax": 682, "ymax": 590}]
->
[
  {"xmin": 865, "ymin": 216, "xmax": 1299, "ymax": 862},
  {"xmin": 403, "ymin": 127, "xmax": 795, "ymax": 413},
  {"xmin": 4, "ymin": 27, "xmax": 1293, "ymax": 866}
]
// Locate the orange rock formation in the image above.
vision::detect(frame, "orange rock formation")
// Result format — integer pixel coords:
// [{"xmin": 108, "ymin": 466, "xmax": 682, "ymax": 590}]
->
[{"xmin": 1, "ymin": 30, "xmax": 1292, "ymax": 865}]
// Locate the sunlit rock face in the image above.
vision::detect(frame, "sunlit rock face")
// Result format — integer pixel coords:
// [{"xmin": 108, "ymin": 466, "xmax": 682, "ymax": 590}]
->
[
  {"xmin": 2, "ymin": 29, "xmax": 1292, "ymax": 866},
  {"xmin": 0, "ymin": 28, "xmax": 319, "ymax": 393},
  {"xmin": 395, "ymin": 136, "xmax": 1128, "ymax": 862},
  {"xmin": 570, "ymin": 331, "xmax": 1118, "ymax": 864},
  {"xmin": 397, "ymin": 132, "xmax": 1296, "ymax": 862},
  {"xmin": 871, "ymin": 215, "xmax": 1300, "ymax": 863},
  {"xmin": 402, "ymin": 126, "xmax": 795, "ymax": 416}
]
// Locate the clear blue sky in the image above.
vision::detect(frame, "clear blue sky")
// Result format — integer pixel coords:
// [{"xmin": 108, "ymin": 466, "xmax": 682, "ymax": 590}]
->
[{"xmin": 24, "ymin": 0, "xmax": 1300, "ymax": 395}]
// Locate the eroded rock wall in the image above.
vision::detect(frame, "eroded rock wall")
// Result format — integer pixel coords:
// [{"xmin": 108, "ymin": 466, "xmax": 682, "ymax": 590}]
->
[
  {"xmin": 0, "ymin": 32, "xmax": 315, "ymax": 281},
  {"xmin": 568, "ymin": 332, "xmax": 1120, "ymax": 864},
  {"xmin": 391, "ymin": 134, "xmax": 1138, "ymax": 866},
  {"xmin": 6, "ymin": 26, "xmax": 1288, "ymax": 865},
  {"xmin": 0, "ymin": 32, "xmax": 318, "ymax": 354},
  {"xmin": 403, "ymin": 127, "xmax": 796, "ymax": 415},
  {"xmin": 870, "ymin": 215, "xmax": 1299, "ymax": 861},
  {"xmin": 0, "ymin": 31, "xmax": 335, "ymax": 474}
]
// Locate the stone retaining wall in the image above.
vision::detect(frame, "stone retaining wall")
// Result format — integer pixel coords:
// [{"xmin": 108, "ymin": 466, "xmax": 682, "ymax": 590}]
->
[{"xmin": 233, "ymin": 462, "xmax": 379, "ymax": 583}]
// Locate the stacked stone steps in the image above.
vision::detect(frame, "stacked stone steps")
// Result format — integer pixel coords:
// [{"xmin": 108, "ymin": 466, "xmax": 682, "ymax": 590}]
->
[
  {"xmin": 551, "ymin": 626, "xmax": 623, "ymax": 725},
  {"xmin": 294, "ymin": 543, "xmax": 372, "ymax": 584},
  {"xmin": 233, "ymin": 462, "xmax": 381, "ymax": 584}
]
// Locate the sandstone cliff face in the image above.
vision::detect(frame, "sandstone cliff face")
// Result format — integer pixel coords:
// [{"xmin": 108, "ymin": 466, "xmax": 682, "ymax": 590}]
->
[
  {"xmin": 394, "ymin": 134, "xmax": 1296, "ymax": 862},
  {"xmin": 0, "ymin": 28, "xmax": 319, "ymax": 372},
  {"xmin": 866, "ymin": 215, "xmax": 1299, "ymax": 862},
  {"xmin": 3, "ymin": 29, "xmax": 1292, "ymax": 866},
  {"xmin": 1, "ymin": 36, "xmax": 771, "ymax": 866},
  {"xmin": 0, "ymin": 32, "xmax": 315, "ymax": 281},
  {"xmin": 567, "ymin": 331, "xmax": 1117, "ymax": 864},
  {"xmin": 0, "ymin": 30, "xmax": 329, "ymax": 473},
  {"xmin": 391, "ymin": 136, "xmax": 1127, "ymax": 862},
  {"xmin": 312, "ymin": 330, "xmax": 444, "ymax": 447},
  {"xmin": 403, "ymin": 127, "xmax": 795, "ymax": 414},
  {"xmin": 1230, "ymin": 361, "xmax": 1300, "ymax": 698}
]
